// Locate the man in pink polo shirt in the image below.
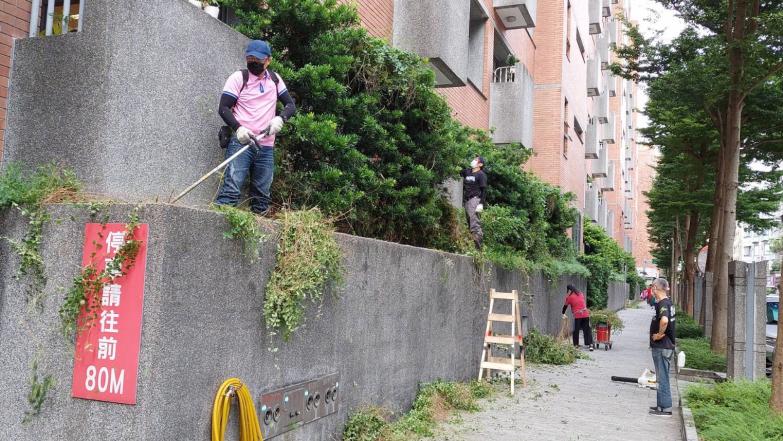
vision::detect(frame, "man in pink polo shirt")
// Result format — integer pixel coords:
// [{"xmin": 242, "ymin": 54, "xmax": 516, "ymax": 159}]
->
[{"xmin": 215, "ymin": 40, "xmax": 296, "ymax": 215}]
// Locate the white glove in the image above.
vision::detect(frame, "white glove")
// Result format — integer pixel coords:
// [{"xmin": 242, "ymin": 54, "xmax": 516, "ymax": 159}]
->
[
  {"xmin": 236, "ymin": 126, "xmax": 253, "ymax": 144},
  {"xmin": 268, "ymin": 116, "xmax": 284, "ymax": 136},
  {"xmin": 475, "ymin": 204, "xmax": 484, "ymax": 213},
  {"xmin": 562, "ymin": 314, "xmax": 567, "ymax": 319}
]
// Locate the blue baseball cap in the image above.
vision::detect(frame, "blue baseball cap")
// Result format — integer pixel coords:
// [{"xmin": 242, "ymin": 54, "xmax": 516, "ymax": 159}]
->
[{"xmin": 246, "ymin": 40, "xmax": 272, "ymax": 60}]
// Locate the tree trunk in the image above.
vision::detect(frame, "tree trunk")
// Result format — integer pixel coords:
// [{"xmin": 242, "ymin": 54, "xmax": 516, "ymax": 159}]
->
[
  {"xmin": 711, "ymin": 0, "xmax": 748, "ymax": 353},
  {"xmin": 683, "ymin": 211, "xmax": 700, "ymax": 317},
  {"xmin": 771, "ymin": 253, "xmax": 783, "ymax": 413}
]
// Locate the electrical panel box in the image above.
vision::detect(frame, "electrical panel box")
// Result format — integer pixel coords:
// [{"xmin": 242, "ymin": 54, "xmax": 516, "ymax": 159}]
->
[{"xmin": 259, "ymin": 373, "xmax": 340, "ymax": 439}]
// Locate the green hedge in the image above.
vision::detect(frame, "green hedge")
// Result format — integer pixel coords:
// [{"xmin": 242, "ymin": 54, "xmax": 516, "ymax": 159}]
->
[
  {"xmin": 678, "ymin": 338, "xmax": 726, "ymax": 372},
  {"xmin": 676, "ymin": 312, "xmax": 704, "ymax": 339}
]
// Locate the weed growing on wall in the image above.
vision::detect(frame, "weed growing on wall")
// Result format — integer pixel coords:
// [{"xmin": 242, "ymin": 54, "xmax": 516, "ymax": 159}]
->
[
  {"xmin": 264, "ymin": 208, "xmax": 342, "ymax": 340},
  {"xmin": 59, "ymin": 209, "xmax": 143, "ymax": 340},
  {"xmin": 0, "ymin": 164, "xmax": 82, "ymax": 310},
  {"xmin": 342, "ymin": 380, "xmax": 493, "ymax": 441},
  {"xmin": 215, "ymin": 205, "xmax": 267, "ymax": 261},
  {"xmin": 22, "ymin": 358, "xmax": 54, "ymax": 424}
]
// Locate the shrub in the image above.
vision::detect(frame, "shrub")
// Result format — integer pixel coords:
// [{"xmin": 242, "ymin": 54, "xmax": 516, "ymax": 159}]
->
[
  {"xmin": 523, "ymin": 330, "xmax": 583, "ymax": 365},
  {"xmin": 219, "ymin": 0, "xmax": 580, "ymax": 265},
  {"xmin": 580, "ymin": 222, "xmax": 638, "ymax": 309},
  {"xmin": 685, "ymin": 380, "xmax": 783, "ymax": 441},
  {"xmin": 676, "ymin": 312, "xmax": 704, "ymax": 339},
  {"xmin": 678, "ymin": 338, "xmax": 726, "ymax": 372}
]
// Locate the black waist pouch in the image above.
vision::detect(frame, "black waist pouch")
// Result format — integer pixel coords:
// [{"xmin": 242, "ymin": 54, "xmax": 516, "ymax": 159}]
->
[{"xmin": 218, "ymin": 126, "xmax": 233, "ymax": 149}]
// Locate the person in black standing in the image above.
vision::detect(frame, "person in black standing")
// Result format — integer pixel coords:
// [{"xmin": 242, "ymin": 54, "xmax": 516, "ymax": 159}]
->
[
  {"xmin": 649, "ymin": 277, "xmax": 676, "ymax": 416},
  {"xmin": 461, "ymin": 156, "xmax": 487, "ymax": 249}
]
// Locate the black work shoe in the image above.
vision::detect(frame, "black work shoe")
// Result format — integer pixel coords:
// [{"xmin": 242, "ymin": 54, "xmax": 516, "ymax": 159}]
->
[
  {"xmin": 649, "ymin": 409, "xmax": 672, "ymax": 416},
  {"xmin": 649, "ymin": 406, "xmax": 659, "ymax": 411}
]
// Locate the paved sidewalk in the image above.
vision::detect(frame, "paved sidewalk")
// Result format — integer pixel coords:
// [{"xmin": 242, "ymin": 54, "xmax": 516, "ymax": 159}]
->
[{"xmin": 434, "ymin": 307, "xmax": 683, "ymax": 441}]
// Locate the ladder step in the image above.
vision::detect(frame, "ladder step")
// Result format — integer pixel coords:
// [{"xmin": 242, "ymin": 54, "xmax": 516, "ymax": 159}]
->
[
  {"xmin": 488, "ymin": 313, "xmax": 514, "ymax": 322},
  {"xmin": 491, "ymin": 291, "xmax": 517, "ymax": 300},
  {"xmin": 485, "ymin": 335, "xmax": 517, "ymax": 345},
  {"xmin": 488, "ymin": 356, "xmax": 522, "ymax": 367},
  {"xmin": 480, "ymin": 361, "xmax": 515, "ymax": 371}
]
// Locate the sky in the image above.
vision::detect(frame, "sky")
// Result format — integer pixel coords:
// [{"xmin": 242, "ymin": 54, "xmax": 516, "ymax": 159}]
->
[{"xmin": 628, "ymin": 0, "xmax": 687, "ymax": 130}]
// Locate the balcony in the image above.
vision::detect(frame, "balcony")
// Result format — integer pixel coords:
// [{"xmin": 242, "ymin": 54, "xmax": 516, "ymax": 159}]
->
[
  {"xmin": 490, "ymin": 64, "xmax": 534, "ymax": 147},
  {"xmin": 598, "ymin": 198, "xmax": 608, "ymax": 230},
  {"xmin": 393, "ymin": 0, "xmax": 472, "ymax": 87},
  {"xmin": 587, "ymin": 58, "xmax": 602, "ymax": 97},
  {"xmin": 494, "ymin": 0, "xmax": 537, "ymax": 29},
  {"xmin": 585, "ymin": 119, "xmax": 600, "ymax": 158},
  {"xmin": 624, "ymin": 235, "xmax": 633, "ymax": 252},
  {"xmin": 608, "ymin": 18, "xmax": 617, "ymax": 46},
  {"xmin": 589, "ymin": 0, "xmax": 603, "ymax": 34},
  {"xmin": 606, "ymin": 71, "xmax": 617, "ymax": 96},
  {"xmin": 586, "ymin": 184, "xmax": 599, "ymax": 222},
  {"xmin": 601, "ymin": 111, "xmax": 615, "ymax": 144},
  {"xmin": 624, "ymin": 202, "xmax": 634, "ymax": 229},
  {"xmin": 625, "ymin": 175, "xmax": 634, "ymax": 197},
  {"xmin": 596, "ymin": 91, "xmax": 609, "ymax": 123},
  {"xmin": 601, "ymin": 161, "xmax": 616, "ymax": 191},
  {"xmin": 598, "ymin": 34, "xmax": 610, "ymax": 70},
  {"xmin": 602, "ymin": 0, "xmax": 611, "ymax": 17},
  {"xmin": 592, "ymin": 143, "xmax": 609, "ymax": 178}
]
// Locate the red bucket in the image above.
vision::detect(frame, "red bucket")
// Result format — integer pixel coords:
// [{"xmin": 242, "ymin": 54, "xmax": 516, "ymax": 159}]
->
[{"xmin": 596, "ymin": 323, "xmax": 610, "ymax": 342}]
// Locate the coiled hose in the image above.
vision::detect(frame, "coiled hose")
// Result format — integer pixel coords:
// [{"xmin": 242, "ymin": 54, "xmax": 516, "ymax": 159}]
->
[{"xmin": 211, "ymin": 378, "xmax": 264, "ymax": 441}]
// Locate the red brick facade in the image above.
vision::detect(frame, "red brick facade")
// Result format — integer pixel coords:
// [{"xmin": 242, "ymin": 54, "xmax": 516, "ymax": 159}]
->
[{"xmin": 0, "ymin": 0, "xmax": 31, "ymax": 159}]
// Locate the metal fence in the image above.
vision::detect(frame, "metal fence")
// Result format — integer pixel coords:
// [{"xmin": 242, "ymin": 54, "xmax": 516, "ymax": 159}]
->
[
  {"xmin": 493, "ymin": 66, "xmax": 517, "ymax": 83},
  {"xmin": 29, "ymin": 0, "xmax": 85, "ymax": 37}
]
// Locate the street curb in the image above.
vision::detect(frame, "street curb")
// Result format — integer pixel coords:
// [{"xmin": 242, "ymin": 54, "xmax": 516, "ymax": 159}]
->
[
  {"xmin": 676, "ymin": 374, "xmax": 699, "ymax": 441},
  {"xmin": 679, "ymin": 406, "xmax": 699, "ymax": 441}
]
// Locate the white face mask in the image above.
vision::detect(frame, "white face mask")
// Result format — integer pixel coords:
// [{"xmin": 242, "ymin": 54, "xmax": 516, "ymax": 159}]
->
[{"xmin": 471, "ymin": 159, "xmax": 479, "ymax": 168}]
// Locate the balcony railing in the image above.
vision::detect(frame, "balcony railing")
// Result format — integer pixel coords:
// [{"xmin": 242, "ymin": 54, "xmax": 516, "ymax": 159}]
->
[
  {"xmin": 493, "ymin": 66, "xmax": 517, "ymax": 83},
  {"xmin": 30, "ymin": 0, "xmax": 85, "ymax": 36}
]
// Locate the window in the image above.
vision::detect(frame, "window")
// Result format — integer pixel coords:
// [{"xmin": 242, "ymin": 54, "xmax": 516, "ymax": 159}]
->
[
  {"xmin": 576, "ymin": 30, "xmax": 586, "ymax": 61},
  {"xmin": 573, "ymin": 116, "xmax": 584, "ymax": 143},
  {"xmin": 566, "ymin": 2, "xmax": 572, "ymax": 61},
  {"xmin": 563, "ymin": 99, "xmax": 570, "ymax": 157},
  {"xmin": 744, "ymin": 246, "xmax": 752, "ymax": 256}
]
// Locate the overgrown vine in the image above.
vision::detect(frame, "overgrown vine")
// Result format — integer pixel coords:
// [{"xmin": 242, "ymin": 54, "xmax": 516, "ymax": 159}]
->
[
  {"xmin": 216, "ymin": 204, "xmax": 267, "ymax": 261},
  {"xmin": 263, "ymin": 208, "xmax": 342, "ymax": 340},
  {"xmin": 59, "ymin": 208, "xmax": 143, "ymax": 340},
  {"xmin": 0, "ymin": 164, "xmax": 81, "ymax": 310}
]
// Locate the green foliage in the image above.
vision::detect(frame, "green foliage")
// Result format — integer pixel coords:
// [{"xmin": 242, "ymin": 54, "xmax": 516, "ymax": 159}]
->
[
  {"xmin": 678, "ymin": 338, "xmax": 726, "ymax": 372},
  {"xmin": 589, "ymin": 309, "xmax": 624, "ymax": 332},
  {"xmin": 685, "ymin": 380, "xmax": 783, "ymax": 441},
  {"xmin": 59, "ymin": 210, "xmax": 143, "ymax": 340},
  {"xmin": 216, "ymin": 205, "xmax": 267, "ymax": 260},
  {"xmin": 218, "ymin": 0, "xmax": 580, "ymax": 267},
  {"xmin": 22, "ymin": 359, "xmax": 54, "ymax": 424},
  {"xmin": 523, "ymin": 330, "xmax": 583, "ymax": 365},
  {"xmin": 263, "ymin": 209, "xmax": 342, "ymax": 340},
  {"xmin": 342, "ymin": 380, "xmax": 492, "ymax": 441},
  {"xmin": 579, "ymin": 222, "xmax": 637, "ymax": 309},
  {"xmin": 0, "ymin": 164, "xmax": 82, "ymax": 309},
  {"xmin": 676, "ymin": 312, "xmax": 704, "ymax": 339}
]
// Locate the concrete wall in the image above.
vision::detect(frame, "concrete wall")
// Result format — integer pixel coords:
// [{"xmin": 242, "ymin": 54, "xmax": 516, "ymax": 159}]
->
[
  {"xmin": 0, "ymin": 203, "xmax": 589, "ymax": 440},
  {"xmin": 607, "ymin": 280, "xmax": 628, "ymax": 312},
  {"xmin": 3, "ymin": 0, "xmax": 248, "ymax": 207}
]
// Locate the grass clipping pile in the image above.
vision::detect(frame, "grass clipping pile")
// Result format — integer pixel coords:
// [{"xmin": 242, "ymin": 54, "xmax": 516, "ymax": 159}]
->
[
  {"xmin": 264, "ymin": 209, "xmax": 342, "ymax": 340},
  {"xmin": 524, "ymin": 330, "xmax": 586, "ymax": 365},
  {"xmin": 343, "ymin": 380, "xmax": 493, "ymax": 441}
]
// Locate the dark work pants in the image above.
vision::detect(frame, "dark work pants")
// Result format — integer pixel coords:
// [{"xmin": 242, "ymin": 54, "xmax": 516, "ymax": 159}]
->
[{"xmin": 573, "ymin": 317, "xmax": 593, "ymax": 346}]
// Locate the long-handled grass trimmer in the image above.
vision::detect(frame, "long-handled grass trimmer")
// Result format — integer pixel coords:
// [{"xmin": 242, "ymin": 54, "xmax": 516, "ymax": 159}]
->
[{"xmin": 170, "ymin": 128, "xmax": 268, "ymax": 204}]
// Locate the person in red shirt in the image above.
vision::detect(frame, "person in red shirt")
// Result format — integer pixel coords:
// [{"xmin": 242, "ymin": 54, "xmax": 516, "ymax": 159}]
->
[{"xmin": 562, "ymin": 284, "xmax": 594, "ymax": 350}]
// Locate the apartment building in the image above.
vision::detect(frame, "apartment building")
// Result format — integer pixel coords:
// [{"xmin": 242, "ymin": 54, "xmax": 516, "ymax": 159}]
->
[
  {"xmin": 6, "ymin": 0, "xmax": 653, "ymax": 268},
  {"xmin": 351, "ymin": 0, "xmax": 647, "ymax": 260}
]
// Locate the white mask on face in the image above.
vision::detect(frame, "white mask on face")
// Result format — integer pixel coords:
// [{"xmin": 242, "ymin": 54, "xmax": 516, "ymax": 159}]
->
[{"xmin": 471, "ymin": 159, "xmax": 479, "ymax": 168}]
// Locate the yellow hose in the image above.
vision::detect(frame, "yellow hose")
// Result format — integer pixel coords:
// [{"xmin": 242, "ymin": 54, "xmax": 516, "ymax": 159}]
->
[{"xmin": 211, "ymin": 378, "xmax": 264, "ymax": 441}]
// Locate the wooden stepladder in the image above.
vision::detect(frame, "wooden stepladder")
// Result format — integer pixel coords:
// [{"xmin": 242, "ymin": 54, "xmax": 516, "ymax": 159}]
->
[{"xmin": 478, "ymin": 289, "xmax": 526, "ymax": 394}]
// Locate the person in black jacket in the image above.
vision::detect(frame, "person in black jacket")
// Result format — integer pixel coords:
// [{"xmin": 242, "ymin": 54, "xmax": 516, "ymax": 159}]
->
[{"xmin": 460, "ymin": 156, "xmax": 487, "ymax": 249}]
